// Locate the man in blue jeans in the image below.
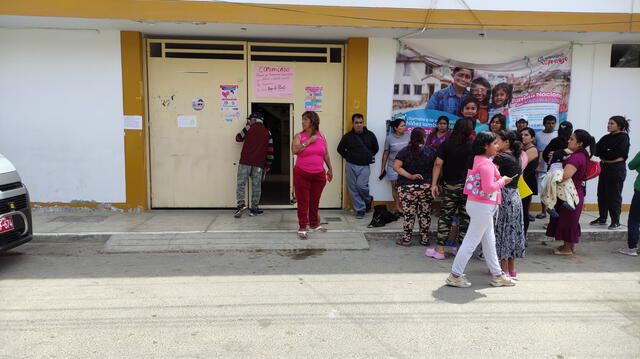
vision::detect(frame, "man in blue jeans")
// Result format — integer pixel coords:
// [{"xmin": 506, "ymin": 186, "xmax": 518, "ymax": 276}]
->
[
  {"xmin": 337, "ymin": 113, "xmax": 379, "ymax": 218},
  {"xmin": 234, "ymin": 112, "xmax": 274, "ymax": 218}
]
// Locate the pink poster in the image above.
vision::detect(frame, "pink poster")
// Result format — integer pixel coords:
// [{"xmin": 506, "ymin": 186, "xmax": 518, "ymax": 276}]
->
[{"xmin": 253, "ymin": 65, "xmax": 294, "ymax": 98}]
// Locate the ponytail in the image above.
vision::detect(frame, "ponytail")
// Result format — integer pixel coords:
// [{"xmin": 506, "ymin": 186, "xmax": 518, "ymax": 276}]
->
[
  {"xmin": 610, "ymin": 115, "xmax": 630, "ymax": 133},
  {"xmin": 409, "ymin": 127, "xmax": 426, "ymax": 157},
  {"xmin": 495, "ymin": 130, "xmax": 522, "ymax": 158},
  {"xmin": 573, "ymin": 129, "xmax": 596, "ymax": 158}
]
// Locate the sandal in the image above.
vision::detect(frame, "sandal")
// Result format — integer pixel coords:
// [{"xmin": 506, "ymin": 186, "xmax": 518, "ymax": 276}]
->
[
  {"xmin": 395, "ymin": 238, "xmax": 412, "ymax": 247},
  {"xmin": 297, "ymin": 230, "xmax": 308, "ymax": 240},
  {"xmin": 555, "ymin": 245, "xmax": 576, "ymax": 254},
  {"xmin": 311, "ymin": 225, "xmax": 328, "ymax": 232},
  {"xmin": 552, "ymin": 248, "xmax": 573, "ymax": 256}
]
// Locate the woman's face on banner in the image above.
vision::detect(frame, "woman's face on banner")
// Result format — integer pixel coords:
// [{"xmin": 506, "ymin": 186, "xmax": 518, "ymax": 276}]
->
[
  {"xmin": 493, "ymin": 89, "xmax": 508, "ymax": 107},
  {"xmin": 453, "ymin": 69, "xmax": 473, "ymax": 90},
  {"xmin": 461, "ymin": 102, "xmax": 478, "ymax": 118},
  {"xmin": 437, "ymin": 119, "xmax": 448, "ymax": 132},
  {"xmin": 471, "ymin": 84, "xmax": 488, "ymax": 102}
]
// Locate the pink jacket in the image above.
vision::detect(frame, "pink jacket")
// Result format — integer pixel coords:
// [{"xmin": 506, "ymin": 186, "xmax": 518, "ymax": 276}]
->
[{"xmin": 467, "ymin": 155, "xmax": 506, "ymax": 204}]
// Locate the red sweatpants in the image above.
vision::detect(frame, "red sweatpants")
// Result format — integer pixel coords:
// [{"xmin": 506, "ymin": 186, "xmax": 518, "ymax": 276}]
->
[{"xmin": 293, "ymin": 167, "xmax": 326, "ymax": 230}]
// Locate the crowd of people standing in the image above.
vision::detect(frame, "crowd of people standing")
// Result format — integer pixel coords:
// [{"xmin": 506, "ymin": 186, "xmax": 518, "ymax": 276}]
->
[{"xmin": 233, "ymin": 109, "xmax": 638, "ymax": 287}]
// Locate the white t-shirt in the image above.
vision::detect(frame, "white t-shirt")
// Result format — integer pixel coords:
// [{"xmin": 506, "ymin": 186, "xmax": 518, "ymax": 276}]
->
[{"xmin": 536, "ymin": 130, "xmax": 557, "ymax": 172}]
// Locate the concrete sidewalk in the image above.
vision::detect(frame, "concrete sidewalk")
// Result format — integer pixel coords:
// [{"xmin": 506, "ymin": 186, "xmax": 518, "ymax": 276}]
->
[{"xmin": 30, "ymin": 207, "xmax": 629, "ymax": 252}]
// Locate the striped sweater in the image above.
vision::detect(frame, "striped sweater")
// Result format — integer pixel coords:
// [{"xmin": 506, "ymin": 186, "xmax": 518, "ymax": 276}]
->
[{"xmin": 235, "ymin": 122, "xmax": 274, "ymax": 169}]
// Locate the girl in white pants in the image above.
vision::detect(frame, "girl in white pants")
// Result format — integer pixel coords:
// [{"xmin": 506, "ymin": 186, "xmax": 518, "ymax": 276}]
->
[{"xmin": 446, "ymin": 131, "xmax": 516, "ymax": 288}]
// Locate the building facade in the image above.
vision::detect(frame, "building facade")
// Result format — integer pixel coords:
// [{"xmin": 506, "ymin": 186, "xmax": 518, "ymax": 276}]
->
[{"xmin": 1, "ymin": 1, "xmax": 639, "ymax": 210}]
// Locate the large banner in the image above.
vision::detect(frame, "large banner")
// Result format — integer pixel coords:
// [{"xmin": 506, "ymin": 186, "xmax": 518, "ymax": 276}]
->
[{"xmin": 392, "ymin": 42, "xmax": 571, "ymax": 133}]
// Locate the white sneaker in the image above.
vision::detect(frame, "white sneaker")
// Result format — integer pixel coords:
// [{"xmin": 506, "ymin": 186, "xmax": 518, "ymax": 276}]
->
[
  {"xmin": 446, "ymin": 274, "xmax": 472, "ymax": 288},
  {"xmin": 490, "ymin": 274, "xmax": 516, "ymax": 287},
  {"xmin": 617, "ymin": 247, "xmax": 638, "ymax": 256}
]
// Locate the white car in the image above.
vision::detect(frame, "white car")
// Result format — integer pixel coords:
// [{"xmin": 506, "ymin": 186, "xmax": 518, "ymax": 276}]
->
[{"xmin": 0, "ymin": 154, "xmax": 32, "ymax": 252}]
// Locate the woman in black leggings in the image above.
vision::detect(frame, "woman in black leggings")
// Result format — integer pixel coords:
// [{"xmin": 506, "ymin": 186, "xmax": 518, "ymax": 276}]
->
[{"xmin": 591, "ymin": 116, "xmax": 630, "ymax": 230}]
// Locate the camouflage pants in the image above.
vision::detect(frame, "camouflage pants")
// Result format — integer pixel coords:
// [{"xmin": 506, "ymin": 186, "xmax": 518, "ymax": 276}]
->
[
  {"xmin": 236, "ymin": 164, "xmax": 263, "ymax": 209},
  {"xmin": 436, "ymin": 181, "xmax": 470, "ymax": 246}
]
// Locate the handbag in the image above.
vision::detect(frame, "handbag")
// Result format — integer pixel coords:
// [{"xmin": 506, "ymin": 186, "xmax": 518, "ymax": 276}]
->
[
  {"xmin": 463, "ymin": 169, "xmax": 498, "ymax": 201},
  {"xmin": 518, "ymin": 176, "xmax": 533, "ymax": 199},
  {"xmin": 584, "ymin": 160, "xmax": 601, "ymax": 181}
]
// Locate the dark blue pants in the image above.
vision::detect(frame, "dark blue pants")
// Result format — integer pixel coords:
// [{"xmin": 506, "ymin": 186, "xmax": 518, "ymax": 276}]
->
[{"xmin": 628, "ymin": 190, "xmax": 640, "ymax": 249}]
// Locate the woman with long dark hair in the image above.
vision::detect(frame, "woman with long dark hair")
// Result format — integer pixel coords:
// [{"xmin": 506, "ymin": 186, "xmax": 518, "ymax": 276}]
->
[
  {"xmin": 425, "ymin": 116, "xmax": 451, "ymax": 149},
  {"xmin": 393, "ymin": 128, "xmax": 437, "ymax": 246},
  {"xmin": 446, "ymin": 131, "xmax": 515, "ymax": 287},
  {"xmin": 380, "ymin": 118, "xmax": 410, "ymax": 214},
  {"xmin": 592, "ymin": 116, "xmax": 631, "ymax": 229},
  {"xmin": 291, "ymin": 111, "xmax": 334, "ymax": 239},
  {"xmin": 493, "ymin": 130, "xmax": 526, "ymax": 277},
  {"xmin": 427, "ymin": 118, "xmax": 474, "ymax": 259},
  {"xmin": 520, "ymin": 127, "xmax": 539, "ymax": 235},
  {"xmin": 546, "ymin": 129, "xmax": 596, "ymax": 255}
]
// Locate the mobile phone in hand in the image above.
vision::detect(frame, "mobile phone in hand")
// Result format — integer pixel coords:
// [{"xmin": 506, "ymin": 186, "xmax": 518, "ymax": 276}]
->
[{"xmin": 378, "ymin": 170, "xmax": 387, "ymax": 180}]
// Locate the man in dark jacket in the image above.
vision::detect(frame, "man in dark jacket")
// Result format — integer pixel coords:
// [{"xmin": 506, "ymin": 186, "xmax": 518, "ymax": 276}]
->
[
  {"xmin": 234, "ymin": 112, "xmax": 274, "ymax": 218},
  {"xmin": 337, "ymin": 113, "xmax": 379, "ymax": 218}
]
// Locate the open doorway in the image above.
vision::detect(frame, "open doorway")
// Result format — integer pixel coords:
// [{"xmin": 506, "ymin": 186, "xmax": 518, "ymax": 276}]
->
[{"xmin": 251, "ymin": 103, "xmax": 291, "ymax": 206}]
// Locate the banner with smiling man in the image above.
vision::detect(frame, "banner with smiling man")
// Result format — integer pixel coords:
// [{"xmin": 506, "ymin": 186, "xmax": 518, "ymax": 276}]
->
[{"xmin": 391, "ymin": 42, "xmax": 571, "ymax": 133}]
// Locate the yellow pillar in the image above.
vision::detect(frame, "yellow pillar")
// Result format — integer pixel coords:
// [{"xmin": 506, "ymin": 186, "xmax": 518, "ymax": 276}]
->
[
  {"xmin": 344, "ymin": 38, "xmax": 369, "ymax": 209},
  {"xmin": 120, "ymin": 31, "xmax": 148, "ymax": 210}
]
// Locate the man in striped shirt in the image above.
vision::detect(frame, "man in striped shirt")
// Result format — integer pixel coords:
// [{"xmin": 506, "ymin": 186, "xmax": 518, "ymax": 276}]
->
[{"xmin": 234, "ymin": 112, "xmax": 274, "ymax": 217}]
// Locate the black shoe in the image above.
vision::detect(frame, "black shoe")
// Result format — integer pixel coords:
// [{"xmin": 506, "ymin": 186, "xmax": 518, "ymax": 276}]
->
[
  {"xmin": 608, "ymin": 223, "xmax": 621, "ymax": 230},
  {"xmin": 355, "ymin": 211, "xmax": 365, "ymax": 219},
  {"xmin": 589, "ymin": 218, "xmax": 607, "ymax": 226},
  {"xmin": 535, "ymin": 213, "xmax": 546, "ymax": 219},
  {"xmin": 234, "ymin": 205, "xmax": 247, "ymax": 218},
  {"xmin": 249, "ymin": 208, "xmax": 264, "ymax": 216},
  {"xmin": 528, "ymin": 214, "xmax": 535, "ymax": 222}
]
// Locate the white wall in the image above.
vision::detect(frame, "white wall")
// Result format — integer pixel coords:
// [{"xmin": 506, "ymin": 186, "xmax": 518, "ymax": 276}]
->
[
  {"xmin": 572, "ymin": 43, "xmax": 640, "ymax": 205},
  {"xmin": 0, "ymin": 29, "xmax": 126, "ymax": 203},
  {"xmin": 367, "ymin": 37, "xmax": 639, "ymax": 205}
]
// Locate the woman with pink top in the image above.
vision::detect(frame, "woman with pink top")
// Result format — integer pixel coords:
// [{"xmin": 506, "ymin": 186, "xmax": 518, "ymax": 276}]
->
[
  {"xmin": 446, "ymin": 131, "xmax": 515, "ymax": 288},
  {"xmin": 292, "ymin": 111, "xmax": 334, "ymax": 240}
]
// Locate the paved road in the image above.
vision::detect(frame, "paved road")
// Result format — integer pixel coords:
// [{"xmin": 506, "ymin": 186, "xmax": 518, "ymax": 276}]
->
[{"xmin": 1, "ymin": 236, "xmax": 639, "ymax": 358}]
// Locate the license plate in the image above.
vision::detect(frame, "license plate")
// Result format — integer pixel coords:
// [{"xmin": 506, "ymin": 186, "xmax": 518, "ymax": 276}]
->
[{"xmin": 0, "ymin": 217, "xmax": 14, "ymax": 233}]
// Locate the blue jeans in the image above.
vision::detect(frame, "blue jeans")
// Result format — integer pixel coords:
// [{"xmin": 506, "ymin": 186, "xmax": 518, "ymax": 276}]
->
[
  {"xmin": 628, "ymin": 190, "xmax": 640, "ymax": 249},
  {"xmin": 236, "ymin": 164, "xmax": 263, "ymax": 208},
  {"xmin": 346, "ymin": 162, "xmax": 373, "ymax": 212}
]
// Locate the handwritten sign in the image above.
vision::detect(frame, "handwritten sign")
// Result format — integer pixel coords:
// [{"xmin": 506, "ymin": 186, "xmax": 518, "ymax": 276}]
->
[{"xmin": 253, "ymin": 66, "xmax": 294, "ymax": 98}]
